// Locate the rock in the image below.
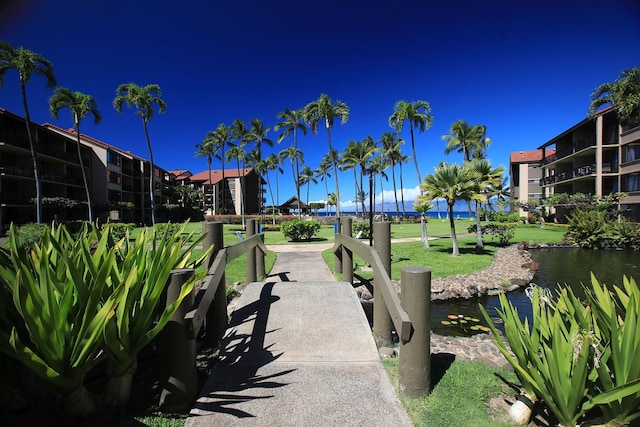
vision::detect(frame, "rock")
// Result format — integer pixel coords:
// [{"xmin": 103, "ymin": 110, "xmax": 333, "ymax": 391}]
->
[{"xmin": 379, "ymin": 347, "xmax": 396, "ymax": 358}]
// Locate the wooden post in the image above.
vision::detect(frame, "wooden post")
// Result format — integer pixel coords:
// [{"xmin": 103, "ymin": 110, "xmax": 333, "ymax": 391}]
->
[
  {"xmin": 203, "ymin": 221, "xmax": 227, "ymax": 345},
  {"xmin": 399, "ymin": 266, "xmax": 431, "ymax": 398},
  {"xmin": 334, "ymin": 218, "xmax": 343, "ymax": 274},
  {"xmin": 246, "ymin": 219, "xmax": 257, "ymax": 282},
  {"xmin": 342, "ymin": 217, "xmax": 353, "ymax": 284},
  {"xmin": 158, "ymin": 268, "xmax": 197, "ymax": 412},
  {"xmin": 256, "ymin": 220, "xmax": 265, "ymax": 279},
  {"xmin": 373, "ymin": 221, "xmax": 393, "ymax": 345}
]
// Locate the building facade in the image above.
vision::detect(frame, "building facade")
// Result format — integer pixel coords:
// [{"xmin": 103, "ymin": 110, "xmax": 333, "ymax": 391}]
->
[
  {"xmin": 1, "ymin": 106, "xmax": 266, "ymax": 231},
  {"xmin": 509, "ymin": 149, "xmax": 555, "ymax": 217},
  {"xmin": 537, "ymin": 108, "xmax": 640, "ymax": 222}
]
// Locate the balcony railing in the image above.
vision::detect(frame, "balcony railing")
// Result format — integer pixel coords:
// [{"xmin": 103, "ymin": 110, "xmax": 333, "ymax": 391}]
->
[{"xmin": 540, "ymin": 163, "xmax": 618, "ymax": 186}]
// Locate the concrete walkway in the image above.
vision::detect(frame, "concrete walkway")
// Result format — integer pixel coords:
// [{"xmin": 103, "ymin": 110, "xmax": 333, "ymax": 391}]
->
[{"xmin": 186, "ymin": 245, "xmax": 411, "ymax": 426}]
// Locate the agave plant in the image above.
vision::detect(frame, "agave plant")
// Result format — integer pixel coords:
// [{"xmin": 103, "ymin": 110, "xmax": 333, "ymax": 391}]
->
[
  {"xmin": 583, "ymin": 274, "xmax": 640, "ymax": 424},
  {"xmin": 0, "ymin": 223, "xmax": 123, "ymax": 417},
  {"xmin": 480, "ymin": 285, "xmax": 640, "ymax": 427},
  {"xmin": 101, "ymin": 223, "xmax": 209, "ymax": 407}
]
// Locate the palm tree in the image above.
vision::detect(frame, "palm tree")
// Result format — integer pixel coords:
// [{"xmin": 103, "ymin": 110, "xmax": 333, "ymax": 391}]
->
[
  {"xmin": 340, "ymin": 140, "xmax": 361, "ymax": 215},
  {"xmin": 398, "ymin": 153, "xmax": 410, "ymax": 219},
  {"xmin": 317, "ymin": 153, "xmax": 333, "ymax": 213},
  {"xmin": 0, "ymin": 41, "xmax": 56, "ymax": 223},
  {"xmin": 247, "ymin": 118, "xmax": 273, "ymax": 160},
  {"xmin": 113, "ymin": 83, "xmax": 166, "ymax": 226},
  {"xmin": 195, "ymin": 135, "xmax": 220, "ymax": 213},
  {"xmin": 209, "ymin": 123, "xmax": 233, "ymax": 213},
  {"xmin": 467, "ymin": 159, "xmax": 505, "ymax": 250},
  {"xmin": 304, "ymin": 93, "xmax": 350, "ymax": 217},
  {"xmin": 413, "ymin": 200, "xmax": 434, "ymax": 248},
  {"xmin": 49, "ymin": 87, "xmax": 101, "ymax": 222},
  {"xmin": 379, "ymin": 131, "xmax": 403, "ymax": 218},
  {"xmin": 369, "ymin": 154, "xmax": 389, "ymax": 216},
  {"xmin": 275, "ymin": 108, "xmax": 307, "ymax": 214},
  {"xmin": 388, "ymin": 99, "xmax": 433, "ymax": 186},
  {"xmin": 326, "ymin": 192, "xmax": 337, "ymax": 216},
  {"xmin": 265, "ymin": 153, "xmax": 284, "ymax": 213},
  {"xmin": 299, "ymin": 165, "xmax": 317, "ymax": 207},
  {"xmin": 442, "ymin": 121, "xmax": 492, "ymax": 218},
  {"xmin": 226, "ymin": 144, "xmax": 247, "ymax": 228},
  {"xmin": 419, "ymin": 162, "xmax": 478, "ymax": 256},
  {"xmin": 589, "ymin": 66, "xmax": 640, "ymax": 125},
  {"xmin": 278, "ymin": 145, "xmax": 304, "ymax": 217},
  {"xmin": 342, "ymin": 136, "xmax": 377, "ymax": 215}
]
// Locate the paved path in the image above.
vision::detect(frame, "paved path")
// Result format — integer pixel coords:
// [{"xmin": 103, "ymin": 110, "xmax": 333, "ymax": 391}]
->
[{"xmin": 186, "ymin": 244, "xmax": 411, "ymax": 426}]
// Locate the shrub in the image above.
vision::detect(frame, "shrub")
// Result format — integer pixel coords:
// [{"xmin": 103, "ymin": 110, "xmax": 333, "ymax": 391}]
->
[
  {"xmin": 611, "ymin": 220, "xmax": 640, "ymax": 250},
  {"xmin": 352, "ymin": 221, "xmax": 371, "ymax": 239},
  {"xmin": 467, "ymin": 222, "xmax": 518, "ymax": 245},
  {"xmin": 102, "ymin": 223, "xmax": 135, "ymax": 240},
  {"xmin": 15, "ymin": 223, "xmax": 49, "ymax": 251},
  {"xmin": 154, "ymin": 222, "xmax": 182, "ymax": 237},
  {"xmin": 565, "ymin": 209, "xmax": 612, "ymax": 249},
  {"xmin": 280, "ymin": 219, "xmax": 320, "ymax": 241},
  {"xmin": 260, "ymin": 224, "xmax": 280, "ymax": 232}
]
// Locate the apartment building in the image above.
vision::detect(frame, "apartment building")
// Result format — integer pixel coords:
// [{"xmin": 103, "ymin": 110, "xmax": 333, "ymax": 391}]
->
[
  {"xmin": 509, "ymin": 148, "xmax": 555, "ymax": 217},
  {"xmin": 537, "ymin": 107, "xmax": 640, "ymax": 222},
  {"xmin": 1, "ymin": 106, "xmax": 267, "ymax": 230}
]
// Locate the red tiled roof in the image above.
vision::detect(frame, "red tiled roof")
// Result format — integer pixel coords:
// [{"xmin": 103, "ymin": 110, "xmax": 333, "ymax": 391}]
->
[
  {"xmin": 42, "ymin": 123, "xmax": 148, "ymax": 162},
  {"xmin": 191, "ymin": 168, "xmax": 254, "ymax": 184},
  {"xmin": 510, "ymin": 148, "xmax": 556, "ymax": 163}
]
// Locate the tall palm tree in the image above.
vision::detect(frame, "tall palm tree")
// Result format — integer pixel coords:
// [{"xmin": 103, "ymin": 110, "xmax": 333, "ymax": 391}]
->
[
  {"xmin": 209, "ymin": 123, "xmax": 233, "ymax": 213},
  {"xmin": 195, "ymin": 135, "xmax": 220, "ymax": 213},
  {"xmin": 379, "ymin": 131, "xmax": 403, "ymax": 218},
  {"xmin": 388, "ymin": 99, "xmax": 433, "ymax": 186},
  {"xmin": 226, "ymin": 144, "xmax": 247, "ymax": 227},
  {"xmin": 265, "ymin": 153, "xmax": 284, "ymax": 212},
  {"xmin": 340, "ymin": 140, "xmax": 361, "ymax": 215},
  {"xmin": 342, "ymin": 137, "xmax": 377, "ymax": 215},
  {"xmin": 467, "ymin": 159, "xmax": 504, "ymax": 250},
  {"xmin": 304, "ymin": 93, "xmax": 350, "ymax": 217},
  {"xmin": 369, "ymin": 154, "xmax": 389, "ymax": 215},
  {"xmin": 317, "ymin": 153, "xmax": 333, "ymax": 213},
  {"xmin": 589, "ymin": 66, "xmax": 640, "ymax": 125},
  {"xmin": 113, "ymin": 83, "xmax": 166, "ymax": 226},
  {"xmin": 419, "ymin": 162, "xmax": 478, "ymax": 256},
  {"xmin": 275, "ymin": 108, "xmax": 307, "ymax": 214},
  {"xmin": 398, "ymin": 153, "xmax": 410, "ymax": 218},
  {"xmin": 247, "ymin": 118, "xmax": 273, "ymax": 161},
  {"xmin": 443, "ymin": 121, "xmax": 492, "ymax": 218},
  {"xmin": 278, "ymin": 145, "xmax": 304, "ymax": 216},
  {"xmin": 49, "ymin": 87, "xmax": 101, "ymax": 222},
  {"xmin": 299, "ymin": 165, "xmax": 317, "ymax": 207},
  {"xmin": 326, "ymin": 192, "xmax": 337, "ymax": 216},
  {"xmin": 0, "ymin": 41, "xmax": 56, "ymax": 223}
]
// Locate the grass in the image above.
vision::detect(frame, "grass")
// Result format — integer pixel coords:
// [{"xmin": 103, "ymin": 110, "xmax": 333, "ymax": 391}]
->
[{"xmin": 382, "ymin": 357, "xmax": 521, "ymax": 427}]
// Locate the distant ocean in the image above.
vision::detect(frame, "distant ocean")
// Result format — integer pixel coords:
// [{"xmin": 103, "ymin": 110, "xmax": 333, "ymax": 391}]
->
[{"xmin": 316, "ymin": 211, "xmax": 474, "ymax": 219}]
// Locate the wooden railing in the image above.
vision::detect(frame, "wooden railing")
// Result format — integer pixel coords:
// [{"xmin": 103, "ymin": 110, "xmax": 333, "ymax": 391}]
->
[
  {"xmin": 158, "ymin": 218, "xmax": 266, "ymax": 411},
  {"xmin": 333, "ymin": 217, "xmax": 432, "ymax": 398}
]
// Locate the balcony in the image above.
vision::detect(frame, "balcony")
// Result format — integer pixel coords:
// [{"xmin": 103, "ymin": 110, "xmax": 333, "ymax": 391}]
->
[{"xmin": 0, "ymin": 166, "xmax": 35, "ymax": 178}]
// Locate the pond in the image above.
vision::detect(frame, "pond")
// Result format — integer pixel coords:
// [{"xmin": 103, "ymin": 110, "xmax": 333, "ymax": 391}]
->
[{"xmin": 431, "ymin": 248, "xmax": 640, "ymax": 336}]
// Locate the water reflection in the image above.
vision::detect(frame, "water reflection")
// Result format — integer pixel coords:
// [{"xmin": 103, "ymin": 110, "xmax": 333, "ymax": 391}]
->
[{"xmin": 431, "ymin": 248, "xmax": 639, "ymax": 336}]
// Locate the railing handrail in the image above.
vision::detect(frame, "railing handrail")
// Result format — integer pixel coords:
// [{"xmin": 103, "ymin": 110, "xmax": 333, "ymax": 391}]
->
[
  {"xmin": 184, "ymin": 232, "xmax": 266, "ymax": 339},
  {"xmin": 333, "ymin": 234, "xmax": 412, "ymax": 342}
]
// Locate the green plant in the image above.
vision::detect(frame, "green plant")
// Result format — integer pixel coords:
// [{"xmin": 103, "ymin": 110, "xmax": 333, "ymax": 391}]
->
[
  {"xmin": 467, "ymin": 222, "xmax": 517, "ymax": 246},
  {"xmin": 101, "ymin": 223, "xmax": 209, "ymax": 407},
  {"xmin": 480, "ymin": 285, "xmax": 640, "ymax": 426},
  {"xmin": 565, "ymin": 208, "xmax": 612, "ymax": 248},
  {"xmin": 280, "ymin": 219, "xmax": 320, "ymax": 241},
  {"xmin": 583, "ymin": 274, "xmax": 640, "ymax": 424},
  {"xmin": 15, "ymin": 222, "xmax": 49, "ymax": 250},
  {"xmin": 153, "ymin": 222, "xmax": 182, "ymax": 237},
  {"xmin": 102, "ymin": 222, "xmax": 135, "ymax": 240},
  {"xmin": 611, "ymin": 219, "xmax": 640, "ymax": 250},
  {"xmin": 352, "ymin": 221, "xmax": 371, "ymax": 238},
  {"xmin": 0, "ymin": 223, "xmax": 123, "ymax": 417}
]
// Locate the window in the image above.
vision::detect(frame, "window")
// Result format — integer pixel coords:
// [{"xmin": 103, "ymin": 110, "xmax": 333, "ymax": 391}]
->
[
  {"xmin": 622, "ymin": 173, "xmax": 640, "ymax": 192},
  {"xmin": 107, "ymin": 150, "xmax": 121, "ymax": 166},
  {"xmin": 107, "ymin": 171, "xmax": 121, "ymax": 184},
  {"xmin": 622, "ymin": 143, "xmax": 640, "ymax": 163}
]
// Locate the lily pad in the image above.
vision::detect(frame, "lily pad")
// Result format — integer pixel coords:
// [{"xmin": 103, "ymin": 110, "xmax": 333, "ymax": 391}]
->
[
  {"xmin": 447, "ymin": 314, "xmax": 458, "ymax": 320},
  {"xmin": 441, "ymin": 320, "xmax": 451, "ymax": 325}
]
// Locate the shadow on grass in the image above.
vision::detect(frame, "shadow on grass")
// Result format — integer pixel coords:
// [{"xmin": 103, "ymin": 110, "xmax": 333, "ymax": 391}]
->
[{"xmin": 287, "ymin": 237, "xmax": 329, "ymax": 243}]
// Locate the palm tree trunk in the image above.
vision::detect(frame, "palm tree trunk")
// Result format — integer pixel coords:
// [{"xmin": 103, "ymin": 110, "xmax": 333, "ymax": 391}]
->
[
  {"xmin": 21, "ymin": 81, "xmax": 42, "ymax": 223},
  {"xmin": 475, "ymin": 200, "xmax": 484, "ymax": 250},
  {"xmin": 391, "ymin": 161, "xmax": 400, "ymax": 217},
  {"xmin": 326, "ymin": 125, "xmax": 340, "ymax": 218},
  {"xmin": 142, "ymin": 118, "xmax": 156, "ymax": 226},
  {"xmin": 207, "ymin": 158, "xmax": 212, "ymax": 214},
  {"xmin": 410, "ymin": 125, "xmax": 422, "ymax": 185},
  {"xmin": 75, "ymin": 125, "xmax": 93, "ymax": 222},
  {"xmin": 449, "ymin": 203, "xmax": 460, "ymax": 256},
  {"xmin": 399, "ymin": 162, "xmax": 406, "ymax": 219}
]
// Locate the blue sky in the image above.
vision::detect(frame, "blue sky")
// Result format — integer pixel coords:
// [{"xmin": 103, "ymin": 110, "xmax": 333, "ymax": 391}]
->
[{"xmin": 1, "ymin": 0, "xmax": 639, "ymax": 212}]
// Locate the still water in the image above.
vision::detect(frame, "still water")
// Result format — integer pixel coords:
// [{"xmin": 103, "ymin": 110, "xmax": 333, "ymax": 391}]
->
[{"xmin": 431, "ymin": 248, "xmax": 639, "ymax": 336}]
